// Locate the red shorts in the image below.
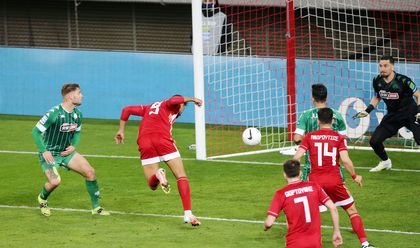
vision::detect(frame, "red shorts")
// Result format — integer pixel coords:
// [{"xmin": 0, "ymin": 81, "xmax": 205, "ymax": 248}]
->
[
  {"xmin": 137, "ymin": 134, "xmax": 180, "ymax": 166},
  {"xmin": 310, "ymin": 177, "xmax": 354, "ymax": 210}
]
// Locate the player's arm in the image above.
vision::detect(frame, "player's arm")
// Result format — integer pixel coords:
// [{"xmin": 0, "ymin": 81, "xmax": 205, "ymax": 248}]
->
[
  {"xmin": 413, "ymin": 90, "xmax": 420, "ymax": 120},
  {"xmin": 168, "ymin": 95, "xmax": 203, "ymax": 107},
  {"xmin": 264, "ymin": 215, "xmax": 276, "ymax": 231},
  {"xmin": 293, "ymin": 113, "xmax": 307, "ymax": 145},
  {"xmin": 32, "ymin": 112, "xmax": 56, "ymax": 164},
  {"xmin": 293, "ymin": 136, "xmax": 309, "ymax": 161},
  {"xmin": 339, "ymin": 150, "xmax": 362, "ymax": 187},
  {"xmin": 324, "ymin": 199, "xmax": 343, "ymax": 247},
  {"xmin": 62, "ymin": 113, "xmax": 83, "ymax": 156},
  {"xmin": 115, "ymin": 105, "xmax": 146, "ymax": 144},
  {"xmin": 352, "ymin": 96, "xmax": 380, "ymax": 119},
  {"xmin": 293, "ymin": 133, "xmax": 303, "ymax": 145}
]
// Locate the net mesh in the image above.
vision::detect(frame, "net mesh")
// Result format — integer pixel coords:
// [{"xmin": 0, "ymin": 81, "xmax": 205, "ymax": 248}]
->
[{"xmin": 201, "ymin": 0, "xmax": 420, "ymax": 158}]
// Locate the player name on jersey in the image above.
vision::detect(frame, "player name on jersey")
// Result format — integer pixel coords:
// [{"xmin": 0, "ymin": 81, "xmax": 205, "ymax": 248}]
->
[
  {"xmin": 284, "ymin": 186, "xmax": 314, "ymax": 198},
  {"xmin": 310, "ymin": 135, "xmax": 339, "ymax": 141}
]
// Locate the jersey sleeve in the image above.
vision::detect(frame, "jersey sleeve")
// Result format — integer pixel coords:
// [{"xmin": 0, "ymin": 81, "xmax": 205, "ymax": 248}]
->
[
  {"xmin": 166, "ymin": 95, "xmax": 185, "ymax": 106},
  {"xmin": 299, "ymin": 135, "xmax": 310, "ymax": 151},
  {"xmin": 338, "ymin": 136, "xmax": 348, "ymax": 152},
  {"xmin": 316, "ymin": 183, "xmax": 330, "ymax": 205},
  {"xmin": 267, "ymin": 191, "xmax": 284, "ymax": 218},
  {"xmin": 372, "ymin": 75, "xmax": 381, "ymax": 98},
  {"xmin": 35, "ymin": 109, "xmax": 58, "ymax": 133},
  {"xmin": 335, "ymin": 112, "xmax": 347, "ymax": 135},
  {"xmin": 76, "ymin": 110, "xmax": 82, "ymax": 132},
  {"xmin": 403, "ymin": 76, "xmax": 417, "ymax": 94},
  {"xmin": 120, "ymin": 105, "xmax": 147, "ymax": 121},
  {"xmin": 294, "ymin": 112, "xmax": 308, "ymax": 135}
]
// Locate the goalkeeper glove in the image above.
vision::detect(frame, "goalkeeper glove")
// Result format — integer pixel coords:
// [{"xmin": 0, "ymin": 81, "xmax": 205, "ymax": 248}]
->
[
  {"xmin": 415, "ymin": 105, "xmax": 420, "ymax": 125},
  {"xmin": 352, "ymin": 104, "xmax": 374, "ymax": 119}
]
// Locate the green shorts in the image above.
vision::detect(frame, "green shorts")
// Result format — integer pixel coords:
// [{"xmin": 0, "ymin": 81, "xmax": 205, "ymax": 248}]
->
[{"xmin": 38, "ymin": 151, "xmax": 76, "ymax": 171}]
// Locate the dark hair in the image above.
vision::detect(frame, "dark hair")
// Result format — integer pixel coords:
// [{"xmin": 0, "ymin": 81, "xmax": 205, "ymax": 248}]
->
[
  {"xmin": 311, "ymin": 84, "xmax": 327, "ymax": 103},
  {"xmin": 380, "ymin": 55, "xmax": 394, "ymax": 65},
  {"xmin": 283, "ymin": 160, "xmax": 301, "ymax": 178},
  {"xmin": 61, "ymin": 83, "xmax": 80, "ymax": 96},
  {"xmin": 318, "ymin": 107, "xmax": 333, "ymax": 124}
]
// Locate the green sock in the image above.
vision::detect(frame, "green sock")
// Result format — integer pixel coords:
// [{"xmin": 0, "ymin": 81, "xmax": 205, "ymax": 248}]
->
[
  {"xmin": 40, "ymin": 186, "xmax": 51, "ymax": 200},
  {"xmin": 85, "ymin": 180, "xmax": 100, "ymax": 209}
]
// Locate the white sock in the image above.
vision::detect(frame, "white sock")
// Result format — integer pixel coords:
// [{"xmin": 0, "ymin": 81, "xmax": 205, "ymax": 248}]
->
[
  {"xmin": 361, "ymin": 241, "xmax": 369, "ymax": 246},
  {"xmin": 184, "ymin": 210, "xmax": 192, "ymax": 216}
]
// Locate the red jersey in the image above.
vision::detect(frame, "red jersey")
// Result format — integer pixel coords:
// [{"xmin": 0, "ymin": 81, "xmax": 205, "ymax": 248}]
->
[
  {"xmin": 120, "ymin": 96, "xmax": 184, "ymax": 139},
  {"xmin": 299, "ymin": 128, "xmax": 347, "ymax": 182},
  {"xmin": 268, "ymin": 180, "xmax": 330, "ymax": 248}
]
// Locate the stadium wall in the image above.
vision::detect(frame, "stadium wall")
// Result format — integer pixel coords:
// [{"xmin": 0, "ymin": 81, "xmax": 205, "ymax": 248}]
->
[{"xmin": 0, "ymin": 47, "xmax": 419, "ymax": 131}]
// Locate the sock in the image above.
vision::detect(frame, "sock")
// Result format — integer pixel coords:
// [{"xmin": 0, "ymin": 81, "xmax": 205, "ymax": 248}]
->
[
  {"xmin": 177, "ymin": 177, "xmax": 191, "ymax": 211},
  {"xmin": 350, "ymin": 213, "xmax": 367, "ymax": 243},
  {"xmin": 148, "ymin": 174, "xmax": 159, "ymax": 190},
  {"xmin": 40, "ymin": 186, "xmax": 51, "ymax": 200},
  {"xmin": 85, "ymin": 180, "xmax": 100, "ymax": 209}
]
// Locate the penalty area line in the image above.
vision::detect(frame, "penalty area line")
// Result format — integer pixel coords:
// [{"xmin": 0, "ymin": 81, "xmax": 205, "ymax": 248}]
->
[{"xmin": 0, "ymin": 204, "xmax": 419, "ymax": 235}]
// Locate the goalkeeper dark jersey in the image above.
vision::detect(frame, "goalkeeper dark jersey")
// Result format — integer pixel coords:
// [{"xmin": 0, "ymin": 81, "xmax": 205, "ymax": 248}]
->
[{"xmin": 373, "ymin": 72, "xmax": 417, "ymax": 113}]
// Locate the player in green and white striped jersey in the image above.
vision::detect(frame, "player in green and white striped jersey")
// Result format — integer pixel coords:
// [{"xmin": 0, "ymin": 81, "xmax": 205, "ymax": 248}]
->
[
  {"xmin": 31, "ymin": 83, "xmax": 109, "ymax": 216},
  {"xmin": 293, "ymin": 84, "xmax": 347, "ymax": 181}
]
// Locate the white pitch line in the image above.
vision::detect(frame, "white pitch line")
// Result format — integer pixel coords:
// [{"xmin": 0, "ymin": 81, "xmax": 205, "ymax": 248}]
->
[
  {"xmin": 0, "ymin": 150, "xmax": 419, "ymax": 172},
  {"xmin": 0, "ymin": 204, "xmax": 419, "ymax": 235}
]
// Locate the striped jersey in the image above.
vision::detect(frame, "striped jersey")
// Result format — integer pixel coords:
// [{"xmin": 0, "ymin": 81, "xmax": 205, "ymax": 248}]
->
[
  {"xmin": 35, "ymin": 104, "xmax": 82, "ymax": 156},
  {"xmin": 295, "ymin": 107, "xmax": 346, "ymax": 136}
]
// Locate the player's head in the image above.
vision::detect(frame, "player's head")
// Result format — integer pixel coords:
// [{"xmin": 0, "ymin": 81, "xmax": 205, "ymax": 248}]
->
[
  {"xmin": 62, "ymin": 83, "xmax": 83, "ymax": 106},
  {"xmin": 283, "ymin": 159, "xmax": 301, "ymax": 179},
  {"xmin": 379, "ymin": 55, "xmax": 394, "ymax": 78},
  {"xmin": 311, "ymin": 84, "xmax": 328, "ymax": 103},
  {"xmin": 173, "ymin": 94, "xmax": 187, "ymax": 118},
  {"xmin": 317, "ymin": 107, "xmax": 333, "ymax": 125}
]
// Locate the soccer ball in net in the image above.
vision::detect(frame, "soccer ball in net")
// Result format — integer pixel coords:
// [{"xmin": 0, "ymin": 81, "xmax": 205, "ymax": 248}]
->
[{"xmin": 242, "ymin": 127, "xmax": 261, "ymax": 146}]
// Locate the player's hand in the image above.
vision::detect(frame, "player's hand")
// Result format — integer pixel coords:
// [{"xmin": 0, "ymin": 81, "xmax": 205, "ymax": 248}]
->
[
  {"xmin": 115, "ymin": 131, "xmax": 125, "ymax": 144},
  {"xmin": 415, "ymin": 112, "xmax": 420, "ymax": 125},
  {"xmin": 193, "ymin": 97, "xmax": 203, "ymax": 107},
  {"xmin": 332, "ymin": 230, "xmax": 343, "ymax": 247},
  {"xmin": 353, "ymin": 175, "xmax": 363, "ymax": 187},
  {"xmin": 352, "ymin": 111, "xmax": 369, "ymax": 119},
  {"xmin": 42, "ymin": 151, "xmax": 55, "ymax": 165},
  {"xmin": 61, "ymin": 146, "xmax": 75, "ymax": 156}
]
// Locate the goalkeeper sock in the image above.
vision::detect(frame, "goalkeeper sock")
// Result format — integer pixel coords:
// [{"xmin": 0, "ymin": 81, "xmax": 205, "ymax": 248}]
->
[
  {"xmin": 177, "ymin": 177, "xmax": 191, "ymax": 211},
  {"xmin": 85, "ymin": 180, "xmax": 100, "ymax": 209},
  {"xmin": 350, "ymin": 213, "xmax": 367, "ymax": 243},
  {"xmin": 148, "ymin": 174, "xmax": 159, "ymax": 190},
  {"xmin": 40, "ymin": 186, "xmax": 51, "ymax": 200}
]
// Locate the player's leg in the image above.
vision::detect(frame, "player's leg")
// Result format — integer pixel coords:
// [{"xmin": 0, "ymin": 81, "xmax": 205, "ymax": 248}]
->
[
  {"xmin": 369, "ymin": 123, "xmax": 396, "ymax": 171},
  {"xmin": 344, "ymin": 204, "xmax": 375, "ymax": 248},
  {"xmin": 406, "ymin": 114, "xmax": 420, "ymax": 145},
  {"xmin": 142, "ymin": 162, "xmax": 167, "ymax": 191},
  {"xmin": 38, "ymin": 166, "xmax": 61, "ymax": 216},
  {"xmin": 67, "ymin": 152, "xmax": 109, "ymax": 215},
  {"xmin": 165, "ymin": 157, "xmax": 200, "ymax": 226}
]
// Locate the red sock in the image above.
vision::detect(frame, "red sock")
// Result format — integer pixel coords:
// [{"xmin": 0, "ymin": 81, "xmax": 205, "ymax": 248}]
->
[
  {"xmin": 148, "ymin": 174, "xmax": 159, "ymax": 190},
  {"xmin": 177, "ymin": 177, "xmax": 191, "ymax": 211},
  {"xmin": 350, "ymin": 213, "xmax": 367, "ymax": 243}
]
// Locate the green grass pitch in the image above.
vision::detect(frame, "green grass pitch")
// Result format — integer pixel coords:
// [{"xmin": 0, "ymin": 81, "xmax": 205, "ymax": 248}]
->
[{"xmin": 0, "ymin": 115, "xmax": 419, "ymax": 247}]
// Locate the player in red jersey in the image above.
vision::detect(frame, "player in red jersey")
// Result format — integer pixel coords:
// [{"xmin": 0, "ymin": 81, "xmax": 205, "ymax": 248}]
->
[
  {"xmin": 293, "ymin": 108, "xmax": 375, "ymax": 248},
  {"xmin": 115, "ymin": 95, "xmax": 202, "ymax": 226},
  {"xmin": 264, "ymin": 159, "xmax": 342, "ymax": 248}
]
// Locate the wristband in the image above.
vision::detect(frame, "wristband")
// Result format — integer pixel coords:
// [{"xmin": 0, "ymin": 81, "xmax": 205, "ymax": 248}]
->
[
  {"xmin": 351, "ymin": 174, "xmax": 357, "ymax": 180},
  {"xmin": 365, "ymin": 104, "xmax": 374, "ymax": 114}
]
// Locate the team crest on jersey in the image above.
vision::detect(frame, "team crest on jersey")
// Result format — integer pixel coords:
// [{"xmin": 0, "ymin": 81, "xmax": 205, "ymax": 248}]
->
[
  {"xmin": 379, "ymin": 90, "xmax": 399, "ymax": 99},
  {"xmin": 60, "ymin": 123, "xmax": 78, "ymax": 132}
]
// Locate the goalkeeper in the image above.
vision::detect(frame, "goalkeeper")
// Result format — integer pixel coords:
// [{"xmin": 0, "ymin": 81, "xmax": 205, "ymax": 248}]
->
[{"xmin": 353, "ymin": 56, "xmax": 420, "ymax": 172}]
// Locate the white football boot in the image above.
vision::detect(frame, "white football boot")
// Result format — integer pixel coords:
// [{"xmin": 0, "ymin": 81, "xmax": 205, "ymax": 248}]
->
[{"xmin": 369, "ymin": 159, "xmax": 392, "ymax": 172}]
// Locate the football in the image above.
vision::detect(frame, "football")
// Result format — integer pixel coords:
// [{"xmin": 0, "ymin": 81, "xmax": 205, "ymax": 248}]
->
[{"xmin": 242, "ymin": 127, "xmax": 261, "ymax": 146}]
